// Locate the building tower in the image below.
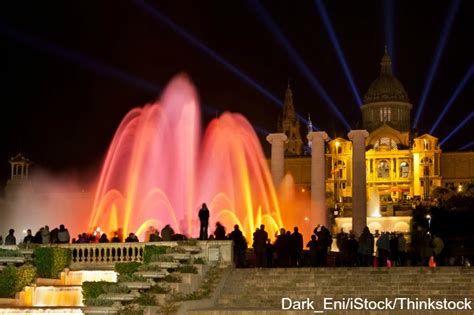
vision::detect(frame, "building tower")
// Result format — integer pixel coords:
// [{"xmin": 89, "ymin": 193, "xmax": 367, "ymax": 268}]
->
[
  {"xmin": 5, "ymin": 153, "xmax": 33, "ymax": 199},
  {"xmin": 361, "ymin": 46, "xmax": 412, "ymax": 133},
  {"xmin": 278, "ymin": 83, "xmax": 303, "ymax": 155}
]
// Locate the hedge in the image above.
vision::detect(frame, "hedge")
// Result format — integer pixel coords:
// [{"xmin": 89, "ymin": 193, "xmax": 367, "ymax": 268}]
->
[
  {"xmin": 34, "ymin": 247, "xmax": 71, "ymax": 278},
  {"xmin": 0, "ymin": 248, "xmax": 22, "ymax": 257},
  {"xmin": 0, "ymin": 266, "xmax": 37, "ymax": 298},
  {"xmin": 114, "ymin": 262, "xmax": 141, "ymax": 275},
  {"xmin": 143, "ymin": 245, "xmax": 168, "ymax": 264},
  {"xmin": 82, "ymin": 281, "xmax": 129, "ymax": 305}
]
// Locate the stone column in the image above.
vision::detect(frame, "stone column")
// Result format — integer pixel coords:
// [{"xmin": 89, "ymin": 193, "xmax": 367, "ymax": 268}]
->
[
  {"xmin": 348, "ymin": 130, "xmax": 369, "ymax": 237},
  {"xmin": 307, "ymin": 131, "xmax": 329, "ymax": 227},
  {"xmin": 266, "ymin": 133, "xmax": 288, "ymax": 188}
]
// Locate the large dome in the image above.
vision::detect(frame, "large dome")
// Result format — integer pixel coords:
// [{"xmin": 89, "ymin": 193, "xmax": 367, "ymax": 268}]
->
[{"xmin": 363, "ymin": 48, "xmax": 409, "ymax": 104}]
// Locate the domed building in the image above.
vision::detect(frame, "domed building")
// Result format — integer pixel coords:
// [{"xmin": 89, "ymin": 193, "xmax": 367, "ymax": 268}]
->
[{"xmin": 271, "ymin": 47, "xmax": 474, "ymax": 233}]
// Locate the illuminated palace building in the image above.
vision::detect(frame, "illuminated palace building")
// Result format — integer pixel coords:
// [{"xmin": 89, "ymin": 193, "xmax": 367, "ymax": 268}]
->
[{"xmin": 274, "ymin": 48, "xmax": 474, "ymax": 217}]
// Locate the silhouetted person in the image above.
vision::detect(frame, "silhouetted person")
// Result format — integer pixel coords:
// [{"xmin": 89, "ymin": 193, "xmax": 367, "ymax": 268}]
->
[
  {"xmin": 347, "ymin": 233, "xmax": 358, "ymax": 266},
  {"xmin": 111, "ymin": 232, "xmax": 121, "ymax": 243},
  {"xmin": 253, "ymin": 224, "xmax": 268, "ymax": 267},
  {"xmin": 198, "ymin": 203, "xmax": 210, "ymax": 240},
  {"xmin": 161, "ymin": 224, "xmax": 175, "ymax": 241},
  {"xmin": 306, "ymin": 235, "xmax": 319, "ymax": 267},
  {"xmin": 265, "ymin": 239, "xmax": 274, "ymax": 267},
  {"xmin": 315, "ymin": 225, "xmax": 332, "ymax": 267},
  {"xmin": 58, "ymin": 225, "xmax": 70, "ymax": 243},
  {"xmin": 79, "ymin": 232, "xmax": 89, "ymax": 243},
  {"xmin": 214, "ymin": 222, "xmax": 226, "ymax": 240},
  {"xmin": 420, "ymin": 232, "xmax": 433, "ymax": 266},
  {"xmin": 50, "ymin": 228, "xmax": 59, "ymax": 244},
  {"xmin": 432, "ymin": 234, "xmax": 444, "ymax": 265},
  {"xmin": 377, "ymin": 232, "xmax": 390, "ymax": 266},
  {"xmin": 357, "ymin": 226, "xmax": 374, "ymax": 266},
  {"xmin": 99, "ymin": 233, "xmax": 109, "ymax": 243},
  {"xmin": 41, "ymin": 226, "xmax": 51, "ymax": 244},
  {"xmin": 125, "ymin": 233, "xmax": 139, "ymax": 242},
  {"xmin": 229, "ymin": 225, "xmax": 246, "ymax": 267},
  {"xmin": 23, "ymin": 229, "xmax": 34, "ymax": 244},
  {"xmin": 275, "ymin": 228, "xmax": 290, "ymax": 267},
  {"xmin": 5, "ymin": 229, "xmax": 16, "ymax": 245},
  {"xmin": 398, "ymin": 233, "xmax": 407, "ymax": 266},
  {"xmin": 336, "ymin": 228, "xmax": 348, "ymax": 266},
  {"xmin": 290, "ymin": 227, "xmax": 303, "ymax": 267},
  {"xmin": 149, "ymin": 229, "xmax": 161, "ymax": 242},
  {"xmin": 389, "ymin": 232, "xmax": 399, "ymax": 265},
  {"xmin": 34, "ymin": 228, "xmax": 43, "ymax": 244}
]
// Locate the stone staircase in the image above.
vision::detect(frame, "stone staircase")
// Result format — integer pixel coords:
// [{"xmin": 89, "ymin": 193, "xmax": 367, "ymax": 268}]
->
[{"xmin": 189, "ymin": 267, "xmax": 474, "ymax": 314}]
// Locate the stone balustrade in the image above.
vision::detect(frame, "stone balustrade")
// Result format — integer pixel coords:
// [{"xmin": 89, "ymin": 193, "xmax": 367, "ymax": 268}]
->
[{"xmin": 2, "ymin": 240, "xmax": 233, "ymax": 270}]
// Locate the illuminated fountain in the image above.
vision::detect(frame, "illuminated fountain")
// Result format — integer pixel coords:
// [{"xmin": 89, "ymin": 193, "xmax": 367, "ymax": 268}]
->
[
  {"xmin": 88, "ymin": 74, "xmax": 311, "ymax": 240},
  {"xmin": 367, "ymin": 186, "xmax": 381, "ymax": 218}
]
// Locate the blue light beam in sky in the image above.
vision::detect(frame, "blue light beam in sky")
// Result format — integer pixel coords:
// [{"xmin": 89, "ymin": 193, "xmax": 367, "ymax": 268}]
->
[
  {"xmin": 0, "ymin": 23, "xmax": 271, "ymax": 137},
  {"xmin": 383, "ymin": 0, "xmax": 396, "ymax": 74},
  {"xmin": 439, "ymin": 112, "xmax": 473, "ymax": 146},
  {"xmin": 459, "ymin": 141, "xmax": 474, "ymax": 151},
  {"xmin": 315, "ymin": 0, "xmax": 362, "ymax": 107},
  {"xmin": 430, "ymin": 64, "xmax": 474, "ymax": 135},
  {"xmin": 248, "ymin": 0, "xmax": 351, "ymax": 130},
  {"xmin": 413, "ymin": 0, "xmax": 461, "ymax": 128},
  {"xmin": 133, "ymin": 0, "xmax": 315, "ymax": 130}
]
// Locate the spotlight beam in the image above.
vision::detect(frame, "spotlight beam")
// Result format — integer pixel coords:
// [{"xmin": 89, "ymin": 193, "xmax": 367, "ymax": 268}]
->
[
  {"xmin": 0, "ymin": 23, "xmax": 271, "ymax": 137},
  {"xmin": 430, "ymin": 64, "xmax": 474, "ymax": 134},
  {"xmin": 383, "ymin": 0, "xmax": 396, "ymax": 74},
  {"xmin": 439, "ymin": 111, "xmax": 473, "ymax": 146},
  {"xmin": 315, "ymin": 0, "xmax": 362, "ymax": 107},
  {"xmin": 413, "ymin": 0, "xmax": 461, "ymax": 128},
  {"xmin": 248, "ymin": 0, "xmax": 351, "ymax": 130},
  {"xmin": 459, "ymin": 141, "xmax": 474, "ymax": 151},
  {"xmin": 133, "ymin": 0, "xmax": 316, "ymax": 130}
]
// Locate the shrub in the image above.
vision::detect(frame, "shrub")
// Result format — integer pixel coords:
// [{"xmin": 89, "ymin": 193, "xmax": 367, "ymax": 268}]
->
[
  {"xmin": 149, "ymin": 285, "xmax": 170, "ymax": 294},
  {"xmin": 134, "ymin": 293, "xmax": 157, "ymax": 306},
  {"xmin": 143, "ymin": 245, "xmax": 168, "ymax": 264},
  {"xmin": 114, "ymin": 262, "xmax": 141, "ymax": 275},
  {"xmin": 149, "ymin": 255, "xmax": 174, "ymax": 262},
  {"xmin": 0, "ymin": 248, "xmax": 22, "ymax": 257},
  {"xmin": 84, "ymin": 298, "xmax": 114, "ymax": 307},
  {"xmin": 193, "ymin": 257, "xmax": 206, "ymax": 265},
  {"xmin": 118, "ymin": 305, "xmax": 143, "ymax": 315},
  {"xmin": 82, "ymin": 281, "xmax": 109, "ymax": 301},
  {"xmin": 117, "ymin": 273, "xmax": 146, "ymax": 283},
  {"xmin": 160, "ymin": 274, "xmax": 181, "ymax": 283},
  {"xmin": 176, "ymin": 265, "xmax": 197, "ymax": 274},
  {"xmin": 34, "ymin": 247, "xmax": 71, "ymax": 279},
  {"xmin": 0, "ymin": 266, "xmax": 37, "ymax": 298},
  {"xmin": 138, "ymin": 264, "xmax": 165, "ymax": 272}
]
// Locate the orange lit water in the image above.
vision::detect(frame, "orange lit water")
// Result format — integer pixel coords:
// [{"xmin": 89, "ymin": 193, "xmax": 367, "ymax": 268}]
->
[{"xmin": 88, "ymin": 75, "xmax": 315, "ymax": 241}]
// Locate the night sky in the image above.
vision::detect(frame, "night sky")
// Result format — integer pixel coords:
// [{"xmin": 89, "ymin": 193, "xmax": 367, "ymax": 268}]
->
[{"xmin": 0, "ymin": 1, "xmax": 472, "ymax": 184}]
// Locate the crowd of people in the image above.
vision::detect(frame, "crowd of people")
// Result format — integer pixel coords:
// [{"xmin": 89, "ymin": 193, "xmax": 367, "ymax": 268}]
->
[
  {"xmin": 0, "ymin": 202, "xmax": 449, "ymax": 268},
  {"xmin": 0, "ymin": 225, "xmax": 71, "ymax": 245}
]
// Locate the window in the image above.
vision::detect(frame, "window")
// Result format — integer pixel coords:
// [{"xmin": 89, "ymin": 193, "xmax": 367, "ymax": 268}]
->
[
  {"xmin": 378, "ymin": 160, "xmax": 390, "ymax": 178},
  {"xmin": 379, "ymin": 107, "xmax": 391, "ymax": 122},
  {"xmin": 374, "ymin": 137, "xmax": 397, "ymax": 150},
  {"xmin": 400, "ymin": 162, "xmax": 409, "ymax": 178}
]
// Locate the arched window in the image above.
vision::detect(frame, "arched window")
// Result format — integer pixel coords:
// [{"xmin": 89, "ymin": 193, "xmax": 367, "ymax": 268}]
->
[
  {"xmin": 374, "ymin": 137, "xmax": 397, "ymax": 150},
  {"xmin": 377, "ymin": 160, "xmax": 390, "ymax": 178},
  {"xmin": 400, "ymin": 161, "xmax": 409, "ymax": 178},
  {"xmin": 334, "ymin": 160, "xmax": 345, "ymax": 179}
]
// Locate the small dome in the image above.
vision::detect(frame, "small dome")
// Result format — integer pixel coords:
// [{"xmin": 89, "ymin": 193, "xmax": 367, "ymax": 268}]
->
[{"xmin": 363, "ymin": 47, "xmax": 409, "ymax": 104}]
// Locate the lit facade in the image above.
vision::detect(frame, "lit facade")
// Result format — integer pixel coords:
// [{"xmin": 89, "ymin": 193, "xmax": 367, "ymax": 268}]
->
[{"xmin": 276, "ymin": 48, "xmax": 474, "ymax": 211}]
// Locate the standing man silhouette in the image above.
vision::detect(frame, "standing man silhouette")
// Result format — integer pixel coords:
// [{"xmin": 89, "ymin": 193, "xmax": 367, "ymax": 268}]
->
[{"xmin": 199, "ymin": 203, "xmax": 210, "ymax": 240}]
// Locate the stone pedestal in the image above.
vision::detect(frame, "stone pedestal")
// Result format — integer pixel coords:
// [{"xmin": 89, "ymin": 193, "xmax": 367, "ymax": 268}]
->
[
  {"xmin": 266, "ymin": 133, "xmax": 288, "ymax": 188},
  {"xmin": 348, "ymin": 130, "xmax": 369, "ymax": 237},
  {"xmin": 307, "ymin": 131, "xmax": 329, "ymax": 227}
]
